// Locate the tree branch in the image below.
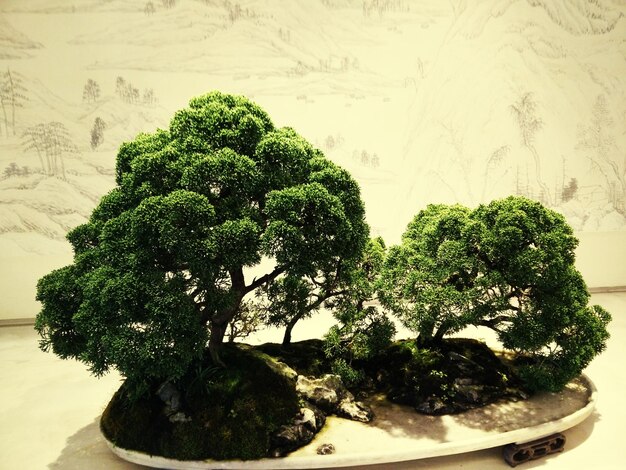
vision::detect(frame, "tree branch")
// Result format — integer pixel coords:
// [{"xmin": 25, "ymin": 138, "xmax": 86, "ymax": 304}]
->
[
  {"xmin": 477, "ymin": 315, "xmax": 512, "ymax": 330},
  {"xmin": 246, "ymin": 265, "xmax": 286, "ymax": 293}
]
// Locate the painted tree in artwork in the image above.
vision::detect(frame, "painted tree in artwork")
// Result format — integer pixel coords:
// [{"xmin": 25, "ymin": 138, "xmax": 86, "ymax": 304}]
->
[
  {"xmin": 22, "ymin": 122, "xmax": 76, "ymax": 178},
  {"xmin": 82, "ymin": 79, "xmax": 101, "ymax": 103},
  {"xmin": 90, "ymin": 117, "xmax": 106, "ymax": 149},
  {"xmin": 144, "ymin": 1, "xmax": 156, "ymax": 15},
  {"xmin": 35, "ymin": 92, "xmax": 369, "ymax": 396},
  {"xmin": 0, "ymin": 68, "xmax": 28, "ymax": 137},
  {"xmin": 577, "ymin": 94, "xmax": 625, "ymax": 215},
  {"xmin": 510, "ymin": 93, "xmax": 550, "ymax": 204}
]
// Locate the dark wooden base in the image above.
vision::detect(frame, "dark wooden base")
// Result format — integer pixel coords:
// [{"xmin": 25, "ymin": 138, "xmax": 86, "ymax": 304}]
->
[{"xmin": 503, "ymin": 432, "xmax": 566, "ymax": 467}]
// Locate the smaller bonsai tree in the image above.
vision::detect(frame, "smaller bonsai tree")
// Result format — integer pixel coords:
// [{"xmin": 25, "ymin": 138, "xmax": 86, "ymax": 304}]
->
[
  {"xmin": 379, "ymin": 196, "xmax": 611, "ymax": 392},
  {"xmin": 378, "ymin": 204, "xmax": 479, "ymax": 346},
  {"xmin": 323, "ymin": 237, "xmax": 396, "ymax": 386}
]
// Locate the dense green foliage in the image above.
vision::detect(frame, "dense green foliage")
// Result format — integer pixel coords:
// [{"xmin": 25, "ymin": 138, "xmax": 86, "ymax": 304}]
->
[
  {"xmin": 379, "ymin": 196, "xmax": 611, "ymax": 391},
  {"xmin": 34, "ymin": 89, "xmax": 611, "ymax": 462},
  {"xmin": 258, "ymin": 235, "xmax": 394, "ymax": 349},
  {"xmin": 323, "ymin": 237, "xmax": 396, "ymax": 386},
  {"xmin": 35, "ymin": 91, "xmax": 368, "ymax": 393}
]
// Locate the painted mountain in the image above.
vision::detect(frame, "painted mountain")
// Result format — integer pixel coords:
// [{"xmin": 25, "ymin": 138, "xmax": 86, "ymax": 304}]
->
[{"xmin": 0, "ymin": 0, "xmax": 624, "ymax": 315}]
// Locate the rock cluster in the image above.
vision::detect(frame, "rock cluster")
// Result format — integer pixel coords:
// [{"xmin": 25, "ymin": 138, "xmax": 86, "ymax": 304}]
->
[
  {"xmin": 296, "ymin": 374, "xmax": 373, "ymax": 422},
  {"xmin": 269, "ymin": 366, "xmax": 373, "ymax": 456},
  {"xmin": 412, "ymin": 350, "xmax": 527, "ymax": 415}
]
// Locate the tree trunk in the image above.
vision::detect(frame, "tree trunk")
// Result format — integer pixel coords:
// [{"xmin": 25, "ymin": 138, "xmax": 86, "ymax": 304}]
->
[
  {"xmin": 433, "ymin": 326, "xmax": 447, "ymax": 344},
  {"xmin": 208, "ymin": 267, "xmax": 246, "ymax": 366},
  {"xmin": 282, "ymin": 317, "xmax": 300, "ymax": 346},
  {"xmin": 282, "ymin": 327, "xmax": 292, "ymax": 346},
  {"xmin": 208, "ymin": 321, "xmax": 228, "ymax": 367}
]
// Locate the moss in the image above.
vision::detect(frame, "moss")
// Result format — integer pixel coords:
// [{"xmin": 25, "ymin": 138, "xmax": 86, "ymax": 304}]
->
[
  {"xmin": 100, "ymin": 382, "xmax": 168, "ymax": 456},
  {"xmin": 359, "ymin": 338, "xmax": 525, "ymax": 413},
  {"xmin": 101, "ymin": 338, "xmax": 531, "ymax": 459},
  {"xmin": 256, "ymin": 339, "xmax": 330, "ymax": 377},
  {"xmin": 101, "ymin": 343, "xmax": 300, "ymax": 461}
]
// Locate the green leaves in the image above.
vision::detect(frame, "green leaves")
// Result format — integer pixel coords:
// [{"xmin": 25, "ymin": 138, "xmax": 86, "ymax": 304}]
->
[
  {"xmin": 379, "ymin": 204, "xmax": 477, "ymax": 342},
  {"xmin": 180, "ymin": 148, "xmax": 260, "ymax": 222},
  {"xmin": 170, "ymin": 91, "xmax": 274, "ymax": 157},
  {"xmin": 379, "ymin": 196, "xmax": 611, "ymax": 391},
  {"xmin": 263, "ymin": 183, "xmax": 355, "ymax": 275},
  {"xmin": 130, "ymin": 190, "xmax": 216, "ymax": 272},
  {"xmin": 254, "ymin": 127, "xmax": 313, "ymax": 191},
  {"xmin": 115, "ymin": 129, "xmax": 170, "ymax": 185},
  {"xmin": 35, "ymin": 90, "xmax": 370, "ymax": 392},
  {"xmin": 35, "ymin": 265, "xmax": 86, "ymax": 359},
  {"xmin": 74, "ymin": 267, "xmax": 206, "ymax": 381}
]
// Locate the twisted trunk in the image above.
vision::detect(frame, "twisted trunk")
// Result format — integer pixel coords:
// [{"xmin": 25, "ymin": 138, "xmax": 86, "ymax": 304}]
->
[{"xmin": 208, "ymin": 265, "xmax": 286, "ymax": 365}]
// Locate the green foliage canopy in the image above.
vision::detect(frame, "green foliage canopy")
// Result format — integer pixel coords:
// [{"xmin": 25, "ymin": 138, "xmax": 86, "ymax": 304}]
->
[
  {"xmin": 323, "ymin": 237, "xmax": 396, "ymax": 385},
  {"xmin": 35, "ymin": 91, "xmax": 368, "ymax": 391},
  {"xmin": 379, "ymin": 196, "xmax": 611, "ymax": 391}
]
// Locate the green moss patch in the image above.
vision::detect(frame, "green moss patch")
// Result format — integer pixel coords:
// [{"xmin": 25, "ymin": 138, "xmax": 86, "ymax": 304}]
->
[
  {"xmin": 101, "ymin": 344, "xmax": 299, "ymax": 461},
  {"xmin": 360, "ymin": 338, "xmax": 527, "ymax": 414},
  {"xmin": 256, "ymin": 339, "xmax": 330, "ymax": 377}
]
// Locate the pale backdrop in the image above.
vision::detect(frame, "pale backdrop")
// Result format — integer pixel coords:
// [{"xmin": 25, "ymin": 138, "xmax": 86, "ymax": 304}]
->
[{"xmin": 1, "ymin": 0, "xmax": 625, "ymax": 320}]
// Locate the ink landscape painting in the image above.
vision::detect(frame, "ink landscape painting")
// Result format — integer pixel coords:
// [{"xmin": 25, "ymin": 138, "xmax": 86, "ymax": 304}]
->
[{"xmin": 1, "ymin": 0, "xmax": 625, "ymax": 318}]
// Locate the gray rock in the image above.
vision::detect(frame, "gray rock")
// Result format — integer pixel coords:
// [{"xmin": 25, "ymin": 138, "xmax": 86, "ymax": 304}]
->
[
  {"xmin": 157, "ymin": 381, "xmax": 181, "ymax": 411},
  {"xmin": 157, "ymin": 381, "xmax": 192, "ymax": 423},
  {"xmin": 296, "ymin": 374, "xmax": 342, "ymax": 411},
  {"xmin": 168, "ymin": 411, "xmax": 191, "ymax": 423},
  {"xmin": 296, "ymin": 374, "xmax": 373, "ymax": 422},
  {"xmin": 269, "ymin": 405, "xmax": 326, "ymax": 457},
  {"xmin": 294, "ymin": 406, "xmax": 317, "ymax": 430},
  {"xmin": 453, "ymin": 377, "xmax": 475, "ymax": 386},
  {"xmin": 454, "ymin": 384, "xmax": 483, "ymax": 404},
  {"xmin": 448, "ymin": 351, "xmax": 484, "ymax": 375},
  {"xmin": 416, "ymin": 395, "xmax": 448, "ymax": 414},
  {"xmin": 316, "ymin": 443, "xmax": 336, "ymax": 455},
  {"xmin": 337, "ymin": 398, "xmax": 373, "ymax": 423}
]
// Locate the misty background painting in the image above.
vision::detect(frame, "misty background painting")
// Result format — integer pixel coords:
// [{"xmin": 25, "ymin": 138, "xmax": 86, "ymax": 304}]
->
[{"xmin": 1, "ymin": 0, "xmax": 625, "ymax": 318}]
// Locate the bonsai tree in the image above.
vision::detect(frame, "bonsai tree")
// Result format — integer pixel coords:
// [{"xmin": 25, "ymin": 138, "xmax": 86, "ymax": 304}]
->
[
  {"xmin": 378, "ymin": 204, "xmax": 480, "ymax": 345},
  {"xmin": 323, "ymin": 237, "xmax": 396, "ymax": 386},
  {"xmin": 35, "ymin": 91, "xmax": 369, "ymax": 397},
  {"xmin": 379, "ymin": 196, "xmax": 611, "ymax": 392},
  {"xmin": 258, "ymin": 236, "xmax": 391, "ymax": 347}
]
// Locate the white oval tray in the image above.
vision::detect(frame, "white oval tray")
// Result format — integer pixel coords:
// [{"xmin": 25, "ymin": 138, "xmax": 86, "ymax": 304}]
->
[{"xmin": 106, "ymin": 375, "xmax": 596, "ymax": 469}]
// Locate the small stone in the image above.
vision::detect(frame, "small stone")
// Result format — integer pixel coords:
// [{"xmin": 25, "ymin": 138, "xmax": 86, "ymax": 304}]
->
[
  {"xmin": 270, "ymin": 423, "xmax": 316, "ymax": 457},
  {"xmin": 157, "ymin": 382, "xmax": 181, "ymax": 411},
  {"xmin": 316, "ymin": 443, "xmax": 335, "ymax": 455},
  {"xmin": 337, "ymin": 399, "xmax": 373, "ymax": 423},
  {"xmin": 454, "ymin": 377, "xmax": 474, "ymax": 386},
  {"xmin": 269, "ymin": 405, "xmax": 326, "ymax": 457},
  {"xmin": 454, "ymin": 384, "xmax": 483, "ymax": 404},
  {"xmin": 296, "ymin": 375, "xmax": 341, "ymax": 411},
  {"xmin": 168, "ymin": 411, "xmax": 191, "ymax": 423},
  {"xmin": 294, "ymin": 407, "xmax": 318, "ymax": 431},
  {"xmin": 416, "ymin": 396, "xmax": 448, "ymax": 414}
]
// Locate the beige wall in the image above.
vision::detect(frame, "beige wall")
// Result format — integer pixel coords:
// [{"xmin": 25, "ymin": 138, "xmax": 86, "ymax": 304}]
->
[
  {"xmin": 576, "ymin": 232, "xmax": 626, "ymax": 290},
  {"xmin": 1, "ymin": 1, "xmax": 625, "ymax": 321}
]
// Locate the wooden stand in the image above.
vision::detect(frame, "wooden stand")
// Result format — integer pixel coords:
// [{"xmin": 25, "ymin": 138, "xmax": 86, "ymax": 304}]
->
[{"xmin": 503, "ymin": 433, "xmax": 566, "ymax": 467}]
